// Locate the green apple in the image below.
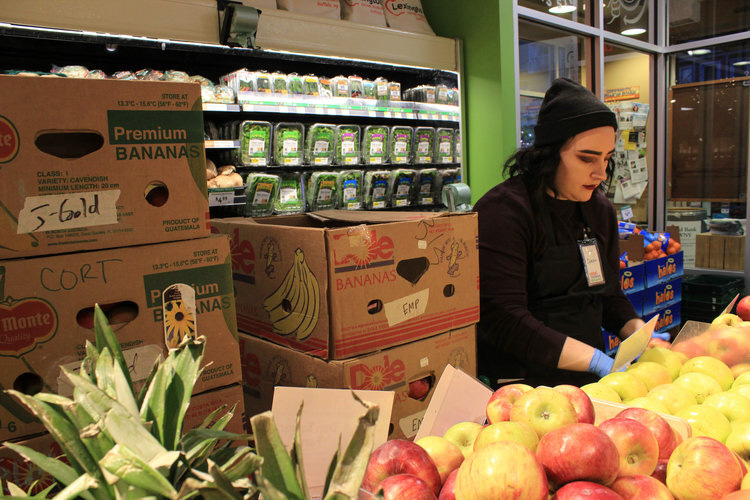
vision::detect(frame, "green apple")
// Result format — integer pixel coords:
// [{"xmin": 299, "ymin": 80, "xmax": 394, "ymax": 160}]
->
[
  {"xmin": 599, "ymin": 372, "xmax": 649, "ymax": 402},
  {"xmin": 673, "ymin": 372, "xmax": 723, "ymax": 404},
  {"xmin": 640, "ymin": 347, "xmax": 684, "ymax": 381},
  {"xmin": 677, "ymin": 404, "xmax": 732, "ymax": 443},
  {"xmin": 734, "ymin": 372, "xmax": 750, "ymax": 389},
  {"xmin": 580, "ymin": 382, "xmax": 622, "ymax": 403},
  {"xmin": 679, "ymin": 355, "xmax": 735, "ymax": 391},
  {"xmin": 702, "ymin": 391, "xmax": 750, "ymax": 423},
  {"xmin": 647, "ymin": 384, "xmax": 698, "ymax": 415},
  {"xmin": 508, "ymin": 386, "xmax": 577, "ymax": 438},
  {"xmin": 725, "ymin": 421, "xmax": 750, "ymax": 462},
  {"xmin": 473, "ymin": 421, "xmax": 539, "ymax": 453},
  {"xmin": 732, "ymin": 385, "xmax": 750, "ymax": 402},
  {"xmin": 627, "ymin": 361, "xmax": 672, "ymax": 391},
  {"xmin": 443, "ymin": 421, "xmax": 483, "ymax": 459},
  {"xmin": 626, "ymin": 396, "xmax": 670, "ymax": 414}
]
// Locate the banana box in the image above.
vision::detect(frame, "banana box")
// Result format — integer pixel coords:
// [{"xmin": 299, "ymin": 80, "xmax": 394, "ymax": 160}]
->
[
  {"xmin": 239, "ymin": 325, "xmax": 477, "ymax": 440},
  {"xmin": 211, "ymin": 210, "xmax": 478, "ymax": 359},
  {"xmin": 0, "ymin": 75, "xmax": 209, "ymax": 261},
  {"xmin": 0, "ymin": 235, "xmax": 241, "ymax": 442}
]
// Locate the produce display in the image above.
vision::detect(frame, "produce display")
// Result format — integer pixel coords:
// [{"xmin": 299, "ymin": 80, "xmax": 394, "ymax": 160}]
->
[
  {"xmin": 244, "ymin": 173, "xmax": 280, "ymax": 216},
  {"xmin": 389, "ymin": 169, "xmax": 416, "ymax": 207},
  {"xmin": 362, "ymin": 125, "xmax": 389, "ymax": 165},
  {"xmin": 414, "ymin": 127, "xmax": 436, "ymax": 164},
  {"xmin": 274, "ymin": 172, "xmax": 305, "ymax": 214},
  {"xmin": 273, "ymin": 122, "xmax": 304, "ymax": 166},
  {"xmin": 239, "ymin": 120, "xmax": 272, "ymax": 166},
  {"xmin": 338, "ymin": 169, "xmax": 363, "ymax": 210},
  {"xmin": 304, "ymin": 123, "xmax": 336, "ymax": 166},
  {"xmin": 307, "ymin": 171, "xmax": 339, "ymax": 210},
  {"xmin": 619, "ymin": 222, "xmax": 683, "ymax": 264},
  {"xmin": 389, "ymin": 125, "xmax": 413, "ymax": 164},
  {"xmin": 336, "ymin": 124, "xmax": 361, "ymax": 165},
  {"xmin": 364, "ymin": 170, "xmax": 391, "ymax": 209}
]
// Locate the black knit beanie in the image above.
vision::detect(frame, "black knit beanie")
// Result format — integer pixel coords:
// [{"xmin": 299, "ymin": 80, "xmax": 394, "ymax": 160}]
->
[{"xmin": 533, "ymin": 78, "xmax": 618, "ymax": 146}]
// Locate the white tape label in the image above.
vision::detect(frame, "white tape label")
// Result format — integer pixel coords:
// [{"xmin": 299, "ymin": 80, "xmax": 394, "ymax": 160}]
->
[
  {"xmin": 384, "ymin": 288, "xmax": 429, "ymax": 327},
  {"xmin": 17, "ymin": 190, "xmax": 120, "ymax": 233},
  {"xmin": 399, "ymin": 410, "xmax": 427, "ymax": 438}
]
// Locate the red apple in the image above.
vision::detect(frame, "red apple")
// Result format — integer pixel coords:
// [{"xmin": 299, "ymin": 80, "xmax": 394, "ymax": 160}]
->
[
  {"xmin": 723, "ymin": 491, "xmax": 750, "ymax": 500},
  {"xmin": 454, "ymin": 441, "xmax": 548, "ymax": 500},
  {"xmin": 610, "ymin": 474, "xmax": 674, "ymax": 499},
  {"xmin": 551, "ymin": 481, "xmax": 623, "ymax": 499},
  {"xmin": 415, "ymin": 436, "xmax": 463, "ymax": 486},
  {"xmin": 362, "ymin": 439, "xmax": 441, "ymax": 496},
  {"xmin": 510, "ymin": 386, "xmax": 578, "ymax": 438},
  {"xmin": 598, "ymin": 417, "xmax": 659, "ymax": 477},
  {"xmin": 408, "ymin": 377, "xmax": 432, "ymax": 400},
  {"xmin": 651, "ymin": 458, "xmax": 669, "ymax": 485},
  {"xmin": 554, "ymin": 384, "xmax": 596, "ymax": 424},
  {"xmin": 670, "ymin": 338, "xmax": 707, "ymax": 360},
  {"xmin": 737, "ymin": 295, "xmax": 750, "ymax": 321},
  {"xmin": 666, "ymin": 436, "xmax": 744, "ymax": 500},
  {"xmin": 616, "ymin": 407, "xmax": 678, "ymax": 461},
  {"xmin": 707, "ymin": 327, "xmax": 750, "ymax": 367},
  {"xmin": 374, "ymin": 474, "xmax": 437, "ymax": 500},
  {"xmin": 437, "ymin": 469, "xmax": 457, "ymax": 500},
  {"xmin": 536, "ymin": 423, "xmax": 620, "ymax": 489},
  {"xmin": 485, "ymin": 383, "xmax": 532, "ymax": 423}
]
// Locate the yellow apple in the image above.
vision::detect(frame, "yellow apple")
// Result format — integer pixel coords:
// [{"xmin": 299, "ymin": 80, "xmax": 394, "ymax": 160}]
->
[
  {"xmin": 627, "ymin": 361, "xmax": 672, "ymax": 391},
  {"xmin": 712, "ymin": 313, "xmax": 744, "ymax": 327},
  {"xmin": 647, "ymin": 384, "xmax": 698, "ymax": 415},
  {"xmin": 743, "ymin": 471, "xmax": 750, "ymax": 489},
  {"xmin": 443, "ymin": 421, "xmax": 483, "ymax": 459},
  {"xmin": 626, "ymin": 396, "xmax": 670, "ymax": 414},
  {"xmin": 726, "ymin": 421, "xmax": 750, "ymax": 463},
  {"xmin": 703, "ymin": 392, "xmax": 750, "ymax": 423},
  {"xmin": 640, "ymin": 347, "xmax": 684, "ymax": 381},
  {"xmin": 415, "ymin": 435, "xmax": 464, "ymax": 485},
  {"xmin": 735, "ymin": 372, "xmax": 750, "ymax": 389},
  {"xmin": 580, "ymin": 382, "xmax": 622, "ymax": 403},
  {"xmin": 673, "ymin": 372, "xmax": 723, "ymax": 404},
  {"xmin": 732, "ymin": 364, "xmax": 750, "ymax": 378},
  {"xmin": 680, "ymin": 356, "xmax": 735, "ymax": 391},
  {"xmin": 677, "ymin": 404, "xmax": 732, "ymax": 443},
  {"xmin": 599, "ymin": 372, "xmax": 649, "ymax": 402},
  {"xmin": 733, "ymin": 385, "xmax": 750, "ymax": 401},
  {"xmin": 473, "ymin": 421, "xmax": 539, "ymax": 453}
]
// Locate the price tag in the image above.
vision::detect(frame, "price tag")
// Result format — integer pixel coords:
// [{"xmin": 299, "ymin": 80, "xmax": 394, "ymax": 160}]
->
[
  {"xmin": 209, "ymin": 191, "xmax": 235, "ymax": 206},
  {"xmin": 620, "ymin": 205, "xmax": 634, "ymax": 221}
]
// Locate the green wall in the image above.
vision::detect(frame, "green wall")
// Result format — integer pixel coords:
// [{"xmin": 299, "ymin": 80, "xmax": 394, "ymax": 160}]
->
[{"xmin": 423, "ymin": 0, "xmax": 518, "ymax": 203}]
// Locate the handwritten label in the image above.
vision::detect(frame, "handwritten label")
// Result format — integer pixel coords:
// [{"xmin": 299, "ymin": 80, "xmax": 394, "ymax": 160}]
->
[
  {"xmin": 399, "ymin": 409, "xmax": 427, "ymax": 438},
  {"xmin": 17, "ymin": 190, "xmax": 120, "ymax": 233},
  {"xmin": 384, "ymin": 288, "xmax": 429, "ymax": 327}
]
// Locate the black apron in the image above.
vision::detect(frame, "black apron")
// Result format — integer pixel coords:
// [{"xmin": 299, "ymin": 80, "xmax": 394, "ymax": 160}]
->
[{"xmin": 479, "ymin": 199, "xmax": 615, "ymax": 388}]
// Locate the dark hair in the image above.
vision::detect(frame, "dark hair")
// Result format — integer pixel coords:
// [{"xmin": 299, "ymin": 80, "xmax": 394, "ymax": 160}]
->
[{"xmin": 503, "ymin": 140, "xmax": 615, "ymax": 209}]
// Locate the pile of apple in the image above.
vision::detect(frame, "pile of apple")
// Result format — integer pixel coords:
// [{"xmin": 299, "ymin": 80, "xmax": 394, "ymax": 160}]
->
[{"xmin": 360, "ymin": 382, "xmax": 750, "ymax": 499}]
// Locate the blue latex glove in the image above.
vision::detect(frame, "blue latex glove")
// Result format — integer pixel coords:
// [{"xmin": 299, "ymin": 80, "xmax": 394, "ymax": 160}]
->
[
  {"xmin": 652, "ymin": 331, "xmax": 671, "ymax": 342},
  {"xmin": 588, "ymin": 349, "xmax": 615, "ymax": 378}
]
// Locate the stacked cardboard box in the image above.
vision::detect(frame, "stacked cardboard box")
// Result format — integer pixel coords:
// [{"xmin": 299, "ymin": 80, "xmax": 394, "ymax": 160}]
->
[
  {"xmin": 695, "ymin": 233, "xmax": 745, "ymax": 271},
  {"xmin": 212, "ymin": 210, "xmax": 480, "ymax": 439},
  {"xmin": 0, "ymin": 76, "xmax": 244, "ymax": 448}
]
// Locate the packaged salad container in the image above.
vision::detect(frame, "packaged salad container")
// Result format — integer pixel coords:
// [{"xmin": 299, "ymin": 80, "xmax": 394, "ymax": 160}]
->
[
  {"xmin": 287, "ymin": 73, "xmax": 305, "ymax": 95},
  {"xmin": 349, "ymin": 75, "xmax": 364, "ymax": 98},
  {"xmin": 255, "ymin": 71, "xmax": 272, "ymax": 93},
  {"xmin": 336, "ymin": 124, "xmax": 361, "ymax": 165},
  {"xmin": 331, "ymin": 75, "xmax": 350, "ymax": 98},
  {"xmin": 308, "ymin": 171, "xmax": 339, "ymax": 210},
  {"xmin": 363, "ymin": 79, "xmax": 376, "ymax": 99},
  {"xmin": 245, "ymin": 173, "xmax": 281, "ymax": 216},
  {"xmin": 274, "ymin": 172, "xmax": 305, "ymax": 214},
  {"xmin": 239, "ymin": 120, "xmax": 273, "ymax": 166},
  {"xmin": 374, "ymin": 77, "xmax": 389, "ymax": 101},
  {"xmin": 305, "ymin": 123, "xmax": 336, "ymax": 166},
  {"xmin": 362, "ymin": 125, "xmax": 389, "ymax": 165},
  {"xmin": 454, "ymin": 128, "xmax": 462, "ymax": 163},
  {"xmin": 415, "ymin": 127, "xmax": 436, "ymax": 164},
  {"xmin": 364, "ymin": 170, "xmax": 391, "ymax": 209},
  {"xmin": 388, "ymin": 81, "xmax": 401, "ymax": 101},
  {"xmin": 274, "ymin": 122, "xmax": 304, "ymax": 166},
  {"xmin": 271, "ymin": 72, "xmax": 288, "ymax": 94},
  {"xmin": 303, "ymin": 74, "xmax": 320, "ymax": 96},
  {"xmin": 389, "ymin": 125, "xmax": 413, "ymax": 164},
  {"xmin": 390, "ymin": 169, "xmax": 416, "ymax": 208},
  {"xmin": 436, "ymin": 84, "xmax": 450, "ymax": 104},
  {"xmin": 319, "ymin": 77, "xmax": 332, "ymax": 97},
  {"xmin": 436, "ymin": 127, "xmax": 455, "ymax": 164},
  {"xmin": 415, "ymin": 168, "xmax": 439, "ymax": 205},
  {"xmin": 337, "ymin": 170, "xmax": 363, "ymax": 210}
]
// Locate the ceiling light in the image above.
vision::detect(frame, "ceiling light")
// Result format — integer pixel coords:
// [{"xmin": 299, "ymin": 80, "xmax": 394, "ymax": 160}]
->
[
  {"xmin": 687, "ymin": 49, "xmax": 711, "ymax": 56},
  {"xmin": 549, "ymin": 5, "xmax": 577, "ymax": 14},
  {"xmin": 621, "ymin": 28, "xmax": 646, "ymax": 36},
  {"xmin": 733, "ymin": 60, "xmax": 750, "ymax": 66}
]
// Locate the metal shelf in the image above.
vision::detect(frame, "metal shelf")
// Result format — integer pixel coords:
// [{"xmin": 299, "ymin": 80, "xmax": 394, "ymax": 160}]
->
[
  {"xmin": 684, "ymin": 267, "xmax": 745, "ymax": 278},
  {"xmin": 204, "ymin": 140, "xmax": 240, "ymax": 149}
]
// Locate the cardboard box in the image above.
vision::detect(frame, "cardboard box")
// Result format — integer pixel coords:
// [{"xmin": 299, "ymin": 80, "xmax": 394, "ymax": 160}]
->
[
  {"xmin": 619, "ymin": 262, "xmax": 645, "ymax": 295},
  {"xmin": 0, "ymin": 75, "xmax": 209, "ymax": 260},
  {"xmin": 602, "ymin": 330, "xmax": 621, "ymax": 356},
  {"xmin": 618, "ymin": 226, "xmax": 683, "ymax": 287},
  {"xmin": 645, "ymin": 251, "xmax": 684, "ymax": 287},
  {"xmin": 645, "ymin": 303, "xmax": 681, "ymax": 334},
  {"xmin": 239, "ymin": 325, "xmax": 477, "ymax": 440},
  {"xmin": 695, "ymin": 233, "xmax": 745, "ymax": 270},
  {"xmin": 642, "ymin": 277, "xmax": 682, "ymax": 316},
  {"xmin": 0, "ymin": 235, "xmax": 241, "ymax": 442},
  {"xmin": 626, "ymin": 288, "xmax": 644, "ymax": 316},
  {"xmin": 212, "ymin": 211, "xmax": 479, "ymax": 359},
  {"xmin": 184, "ymin": 384, "xmax": 246, "ymax": 437}
]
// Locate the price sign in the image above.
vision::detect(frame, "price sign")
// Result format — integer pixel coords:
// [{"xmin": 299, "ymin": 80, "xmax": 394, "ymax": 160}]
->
[
  {"xmin": 620, "ymin": 205, "xmax": 634, "ymax": 221},
  {"xmin": 209, "ymin": 191, "xmax": 235, "ymax": 206}
]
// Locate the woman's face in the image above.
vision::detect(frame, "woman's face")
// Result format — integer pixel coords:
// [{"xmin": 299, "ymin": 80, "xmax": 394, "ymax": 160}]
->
[{"xmin": 551, "ymin": 126, "xmax": 615, "ymax": 202}]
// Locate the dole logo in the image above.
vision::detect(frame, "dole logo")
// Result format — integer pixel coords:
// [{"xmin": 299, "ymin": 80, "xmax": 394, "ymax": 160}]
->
[
  {"xmin": 0, "ymin": 115, "xmax": 19, "ymax": 164},
  {"xmin": 229, "ymin": 228, "xmax": 255, "ymax": 275},
  {"xmin": 333, "ymin": 229, "xmax": 394, "ymax": 268},
  {"xmin": 349, "ymin": 355, "xmax": 405, "ymax": 390},
  {"xmin": 0, "ymin": 297, "xmax": 58, "ymax": 357}
]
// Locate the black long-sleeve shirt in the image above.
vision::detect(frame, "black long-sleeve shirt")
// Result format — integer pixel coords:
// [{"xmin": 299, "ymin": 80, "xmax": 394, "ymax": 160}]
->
[{"xmin": 474, "ymin": 175, "xmax": 638, "ymax": 369}]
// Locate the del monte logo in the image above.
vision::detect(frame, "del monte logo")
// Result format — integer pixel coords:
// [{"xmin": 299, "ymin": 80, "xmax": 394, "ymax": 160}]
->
[
  {"xmin": 0, "ymin": 115, "xmax": 20, "ymax": 164},
  {"xmin": 0, "ymin": 296, "xmax": 58, "ymax": 357}
]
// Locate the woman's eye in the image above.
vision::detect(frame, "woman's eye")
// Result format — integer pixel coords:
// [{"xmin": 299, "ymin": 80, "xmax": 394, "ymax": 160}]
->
[{"xmin": 579, "ymin": 156, "xmax": 595, "ymax": 163}]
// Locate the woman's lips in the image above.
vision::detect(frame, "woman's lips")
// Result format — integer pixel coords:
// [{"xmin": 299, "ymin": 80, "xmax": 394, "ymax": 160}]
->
[{"xmin": 583, "ymin": 184, "xmax": 598, "ymax": 190}]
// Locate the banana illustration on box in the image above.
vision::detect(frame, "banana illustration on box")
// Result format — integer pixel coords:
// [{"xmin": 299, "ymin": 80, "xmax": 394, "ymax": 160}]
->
[{"xmin": 263, "ymin": 248, "xmax": 320, "ymax": 340}]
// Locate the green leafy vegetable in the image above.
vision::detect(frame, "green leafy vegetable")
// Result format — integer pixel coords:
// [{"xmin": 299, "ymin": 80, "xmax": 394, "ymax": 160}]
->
[
  {"xmin": 362, "ymin": 126, "xmax": 389, "ymax": 165},
  {"xmin": 272, "ymin": 72, "xmax": 288, "ymax": 94},
  {"xmin": 331, "ymin": 76, "xmax": 349, "ymax": 98},
  {"xmin": 390, "ymin": 169, "xmax": 416, "ymax": 208},
  {"xmin": 255, "ymin": 72, "xmax": 272, "ymax": 93},
  {"xmin": 303, "ymin": 75, "xmax": 320, "ymax": 96},
  {"xmin": 374, "ymin": 77, "xmax": 389, "ymax": 101},
  {"xmin": 416, "ymin": 168, "xmax": 438, "ymax": 205},
  {"xmin": 274, "ymin": 123, "xmax": 304, "ymax": 166},
  {"xmin": 239, "ymin": 121, "xmax": 272, "ymax": 166},
  {"xmin": 349, "ymin": 77, "xmax": 364, "ymax": 98},
  {"xmin": 305, "ymin": 124, "xmax": 336, "ymax": 166},
  {"xmin": 364, "ymin": 170, "xmax": 390, "ymax": 209},
  {"xmin": 288, "ymin": 73, "xmax": 305, "ymax": 95},
  {"xmin": 308, "ymin": 172, "xmax": 339, "ymax": 210},
  {"xmin": 415, "ymin": 127, "xmax": 435, "ymax": 164},
  {"xmin": 436, "ymin": 127, "xmax": 455, "ymax": 163},
  {"xmin": 336, "ymin": 125, "xmax": 360, "ymax": 165},
  {"xmin": 274, "ymin": 173, "xmax": 305, "ymax": 214},
  {"xmin": 245, "ymin": 173, "xmax": 281, "ymax": 216},
  {"xmin": 337, "ymin": 170, "xmax": 363, "ymax": 210},
  {"xmin": 362, "ymin": 80, "xmax": 376, "ymax": 99},
  {"xmin": 389, "ymin": 126, "xmax": 413, "ymax": 164},
  {"xmin": 388, "ymin": 81, "xmax": 401, "ymax": 101}
]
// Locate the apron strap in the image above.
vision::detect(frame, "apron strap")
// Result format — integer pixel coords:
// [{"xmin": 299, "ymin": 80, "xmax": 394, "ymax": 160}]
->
[{"xmin": 540, "ymin": 199, "xmax": 592, "ymax": 247}]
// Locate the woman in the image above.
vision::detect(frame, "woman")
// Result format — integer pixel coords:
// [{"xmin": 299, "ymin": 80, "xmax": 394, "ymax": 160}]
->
[{"xmin": 474, "ymin": 78, "xmax": 645, "ymax": 388}]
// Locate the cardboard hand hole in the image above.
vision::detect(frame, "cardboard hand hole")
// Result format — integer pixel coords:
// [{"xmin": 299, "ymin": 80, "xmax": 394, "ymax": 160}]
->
[
  {"xmin": 396, "ymin": 257, "xmax": 430, "ymax": 285},
  {"xmin": 35, "ymin": 131, "xmax": 104, "ymax": 159},
  {"xmin": 76, "ymin": 301, "xmax": 139, "ymax": 329},
  {"xmin": 367, "ymin": 299, "xmax": 383, "ymax": 314},
  {"xmin": 443, "ymin": 284, "xmax": 455, "ymax": 297},
  {"xmin": 145, "ymin": 182, "xmax": 169, "ymax": 207},
  {"xmin": 407, "ymin": 374, "xmax": 434, "ymax": 401},
  {"xmin": 13, "ymin": 373, "xmax": 43, "ymax": 396}
]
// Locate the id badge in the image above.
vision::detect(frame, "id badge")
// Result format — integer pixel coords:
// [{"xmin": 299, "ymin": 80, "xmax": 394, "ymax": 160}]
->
[{"xmin": 578, "ymin": 238, "xmax": 606, "ymax": 287}]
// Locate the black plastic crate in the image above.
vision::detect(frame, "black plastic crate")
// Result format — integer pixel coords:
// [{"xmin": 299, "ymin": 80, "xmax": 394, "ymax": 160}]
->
[{"xmin": 681, "ymin": 274, "xmax": 744, "ymax": 304}]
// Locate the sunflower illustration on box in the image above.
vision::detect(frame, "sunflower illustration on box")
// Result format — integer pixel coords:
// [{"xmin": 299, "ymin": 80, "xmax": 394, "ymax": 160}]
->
[{"xmin": 163, "ymin": 283, "xmax": 197, "ymax": 349}]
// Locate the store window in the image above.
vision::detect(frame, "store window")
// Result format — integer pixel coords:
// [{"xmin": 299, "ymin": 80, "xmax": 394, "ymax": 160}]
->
[
  {"xmin": 666, "ymin": 41, "xmax": 750, "ymax": 269},
  {"xmin": 669, "ymin": 0, "xmax": 750, "ymax": 45},
  {"xmin": 518, "ymin": 19, "xmax": 591, "ymax": 146},
  {"xmin": 518, "ymin": 0, "xmax": 589, "ymax": 24},
  {"xmin": 603, "ymin": 0, "xmax": 650, "ymax": 43},
  {"xmin": 603, "ymin": 44, "xmax": 651, "ymax": 225}
]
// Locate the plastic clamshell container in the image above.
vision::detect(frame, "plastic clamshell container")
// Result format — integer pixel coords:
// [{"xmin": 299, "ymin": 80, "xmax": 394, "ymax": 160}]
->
[
  {"xmin": 274, "ymin": 122, "xmax": 305, "ymax": 166},
  {"xmin": 415, "ymin": 168, "xmax": 439, "ymax": 205},
  {"xmin": 254, "ymin": 71, "xmax": 272, "ymax": 93},
  {"xmin": 362, "ymin": 125, "xmax": 390, "ymax": 165},
  {"xmin": 390, "ymin": 169, "xmax": 417, "ymax": 208},
  {"xmin": 337, "ymin": 169, "xmax": 363, "ymax": 210},
  {"xmin": 305, "ymin": 123, "xmax": 336, "ymax": 166},
  {"xmin": 363, "ymin": 80, "xmax": 376, "ymax": 99},
  {"xmin": 245, "ymin": 173, "xmax": 281, "ymax": 216},
  {"xmin": 436, "ymin": 84, "xmax": 450, "ymax": 104},
  {"xmin": 389, "ymin": 126, "xmax": 413, "ymax": 164},
  {"xmin": 349, "ymin": 75, "xmax": 364, "ymax": 98},
  {"xmin": 436, "ymin": 127, "xmax": 455, "ymax": 164},
  {"xmin": 336, "ymin": 124, "xmax": 361, "ymax": 165},
  {"xmin": 454, "ymin": 128, "xmax": 462, "ymax": 162},
  {"xmin": 303, "ymin": 74, "xmax": 320, "ymax": 96},
  {"xmin": 287, "ymin": 73, "xmax": 305, "ymax": 95},
  {"xmin": 414, "ymin": 127, "xmax": 436, "ymax": 164},
  {"xmin": 308, "ymin": 171, "xmax": 339, "ymax": 210},
  {"xmin": 331, "ymin": 75, "xmax": 350, "ymax": 98},
  {"xmin": 374, "ymin": 77, "xmax": 389, "ymax": 101},
  {"xmin": 271, "ymin": 72, "xmax": 288, "ymax": 94},
  {"xmin": 274, "ymin": 172, "xmax": 305, "ymax": 214},
  {"xmin": 239, "ymin": 120, "xmax": 273, "ymax": 166},
  {"xmin": 388, "ymin": 81, "xmax": 401, "ymax": 101},
  {"xmin": 364, "ymin": 170, "xmax": 391, "ymax": 209}
]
